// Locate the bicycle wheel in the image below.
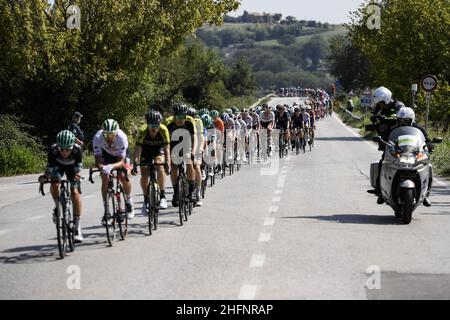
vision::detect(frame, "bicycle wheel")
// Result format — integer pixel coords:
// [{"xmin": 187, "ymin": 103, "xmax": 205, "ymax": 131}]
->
[
  {"xmin": 148, "ymin": 181, "xmax": 159, "ymax": 234},
  {"xmin": 117, "ymin": 191, "xmax": 128, "ymax": 241},
  {"xmin": 183, "ymin": 179, "xmax": 190, "ymax": 220},
  {"xmin": 177, "ymin": 177, "xmax": 185, "ymax": 225},
  {"xmin": 66, "ymin": 204, "xmax": 75, "ymax": 253},
  {"xmin": 153, "ymin": 183, "xmax": 159, "ymax": 231},
  {"xmin": 105, "ymin": 192, "xmax": 116, "ymax": 247},
  {"xmin": 55, "ymin": 199, "xmax": 67, "ymax": 259}
]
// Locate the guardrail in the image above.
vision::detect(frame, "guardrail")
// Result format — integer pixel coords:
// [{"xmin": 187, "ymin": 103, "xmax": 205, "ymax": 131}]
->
[{"xmin": 339, "ymin": 106, "xmax": 362, "ymax": 121}]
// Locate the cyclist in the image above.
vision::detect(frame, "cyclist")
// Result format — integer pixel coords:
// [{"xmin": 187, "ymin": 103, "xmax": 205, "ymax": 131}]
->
[
  {"xmin": 93, "ymin": 119, "xmax": 135, "ymax": 223},
  {"xmin": 259, "ymin": 104, "xmax": 275, "ymax": 157},
  {"xmin": 133, "ymin": 110, "xmax": 171, "ymax": 212},
  {"xmin": 38, "ymin": 130, "xmax": 84, "ymax": 243},
  {"xmin": 291, "ymin": 106, "xmax": 304, "ymax": 150},
  {"xmin": 188, "ymin": 107, "xmax": 204, "ymax": 206},
  {"xmin": 222, "ymin": 112, "xmax": 236, "ymax": 165},
  {"xmin": 306, "ymin": 105, "xmax": 316, "ymax": 146},
  {"xmin": 275, "ymin": 104, "xmax": 291, "ymax": 146},
  {"xmin": 210, "ymin": 110, "xmax": 224, "ymax": 175},
  {"xmin": 163, "ymin": 104, "xmax": 197, "ymax": 207}
]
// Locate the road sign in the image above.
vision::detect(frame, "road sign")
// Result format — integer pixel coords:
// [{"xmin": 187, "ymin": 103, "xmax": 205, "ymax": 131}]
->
[
  {"xmin": 360, "ymin": 96, "xmax": 372, "ymax": 107},
  {"xmin": 421, "ymin": 75, "xmax": 438, "ymax": 92},
  {"xmin": 363, "ymin": 87, "xmax": 372, "ymax": 96},
  {"xmin": 425, "ymin": 92, "xmax": 432, "ymax": 102}
]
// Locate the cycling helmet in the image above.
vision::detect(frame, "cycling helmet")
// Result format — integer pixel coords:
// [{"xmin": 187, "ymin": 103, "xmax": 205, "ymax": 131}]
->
[
  {"xmin": 201, "ymin": 114, "xmax": 213, "ymax": 129},
  {"xmin": 187, "ymin": 107, "xmax": 197, "ymax": 118},
  {"xmin": 145, "ymin": 110, "xmax": 162, "ymax": 125},
  {"xmin": 56, "ymin": 130, "xmax": 76, "ymax": 149},
  {"xmin": 102, "ymin": 119, "xmax": 119, "ymax": 133},
  {"xmin": 173, "ymin": 103, "xmax": 188, "ymax": 116},
  {"xmin": 220, "ymin": 112, "xmax": 230, "ymax": 122},
  {"xmin": 198, "ymin": 108, "xmax": 209, "ymax": 117},
  {"xmin": 396, "ymin": 107, "xmax": 415, "ymax": 126},
  {"xmin": 210, "ymin": 110, "xmax": 220, "ymax": 119}
]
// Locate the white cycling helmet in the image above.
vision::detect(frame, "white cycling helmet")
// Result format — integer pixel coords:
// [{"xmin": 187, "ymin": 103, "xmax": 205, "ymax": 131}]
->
[
  {"xmin": 372, "ymin": 86, "xmax": 392, "ymax": 106},
  {"xmin": 306, "ymin": 105, "xmax": 312, "ymax": 110},
  {"xmin": 396, "ymin": 107, "xmax": 415, "ymax": 126}
]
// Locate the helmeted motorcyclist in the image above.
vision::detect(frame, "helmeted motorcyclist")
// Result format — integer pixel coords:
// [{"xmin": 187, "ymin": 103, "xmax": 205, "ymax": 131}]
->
[
  {"xmin": 394, "ymin": 107, "xmax": 433, "ymax": 207},
  {"xmin": 368, "ymin": 87, "xmax": 410, "ymax": 203}
]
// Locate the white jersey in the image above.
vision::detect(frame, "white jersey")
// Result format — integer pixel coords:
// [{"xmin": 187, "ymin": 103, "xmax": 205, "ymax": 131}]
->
[
  {"xmin": 93, "ymin": 129, "xmax": 129, "ymax": 159},
  {"xmin": 260, "ymin": 111, "xmax": 275, "ymax": 123}
]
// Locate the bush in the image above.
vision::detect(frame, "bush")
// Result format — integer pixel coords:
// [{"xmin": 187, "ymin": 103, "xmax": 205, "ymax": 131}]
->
[
  {"xmin": 0, "ymin": 144, "xmax": 45, "ymax": 176},
  {"xmin": 433, "ymin": 139, "xmax": 450, "ymax": 176},
  {"xmin": 0, "ymin": 115, "xmax": 46, "ymax": 176}
]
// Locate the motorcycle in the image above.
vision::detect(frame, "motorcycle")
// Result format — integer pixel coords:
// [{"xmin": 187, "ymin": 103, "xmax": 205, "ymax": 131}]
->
[{"xmin": 369, "ymin": 126, "xmax": 442, "ymax": 224}]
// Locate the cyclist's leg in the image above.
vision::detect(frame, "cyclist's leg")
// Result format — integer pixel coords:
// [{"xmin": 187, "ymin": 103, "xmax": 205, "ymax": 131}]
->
[{"xmin": 140, "ymin": 147, "xmax": 153, "ymax": 203}]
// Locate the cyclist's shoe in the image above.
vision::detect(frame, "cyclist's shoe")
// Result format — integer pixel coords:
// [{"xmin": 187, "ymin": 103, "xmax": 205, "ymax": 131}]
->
[
  {"xmin": 423, "ymin": 198, "xmax": 432, "ymax": 207},
  {"xmin": 126, "ymin": 203, "xmax": 135, "ymax": 219},
  {"xmin": 102, "ymin": 212, "xmax": 112, "ymax": 226},
  {"xmin": 52, "ymin": 208, "xmax": 57, "ymax": 224},
  {"xmin": 141, "ymin": 203, "xmax": 148, "ymax": 216},
  {"xmin": 172, "ymin": 192, "xmax": 179, "ymax": 207},
  {"xmin": 159, "ymin": 198, "xmax": 168, "ymax": 209},
  {"xmin": 377, "ymin": 195, "xmax": 385, "ymax": 205},
  {"xmin": 367, "ymin": 189, "xmax": 379, "ymax": 194},
  {"xmin": 201, "ymin": 170, "xmax": 207, "ymax": 181},
  {"xmin": 74, "ymin": 228, "xmax": 83, "ymax": 243},
  {"xmin": 196, "ymin": 199, "xmax": 203, "ymax": 207}
]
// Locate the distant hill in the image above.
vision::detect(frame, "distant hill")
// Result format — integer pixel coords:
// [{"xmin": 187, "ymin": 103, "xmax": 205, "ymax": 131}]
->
[{"xmin": 194, "ymin": 21, "xmax": 348, "ymax": 89}]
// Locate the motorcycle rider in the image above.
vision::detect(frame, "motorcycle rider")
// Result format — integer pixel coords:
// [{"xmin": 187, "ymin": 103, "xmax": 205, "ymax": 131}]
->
[
  {"xmin": 368, "ymin": 86, "xmax": 408, "ymax": 203},
  {"xmin": 394, "ymin": 107, "xmax": 433, "ymax": 207}
]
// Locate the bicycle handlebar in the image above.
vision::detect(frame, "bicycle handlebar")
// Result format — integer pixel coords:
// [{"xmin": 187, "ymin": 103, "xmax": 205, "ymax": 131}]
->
[{"xmin": 89, "ymin": 167, "xmax": 129, "ymax": 184}]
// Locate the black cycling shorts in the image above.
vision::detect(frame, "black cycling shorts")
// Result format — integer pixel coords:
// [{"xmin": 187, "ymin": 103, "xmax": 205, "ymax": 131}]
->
[{"xmin": 141, "ymin": 146, "xmax": 165, "ymax": 164}]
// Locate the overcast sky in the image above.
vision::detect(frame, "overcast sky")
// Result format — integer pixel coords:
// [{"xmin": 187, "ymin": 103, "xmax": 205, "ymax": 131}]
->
[{"xmin": 230, "ymin": 0, "xmax": 366, "ymax": 24}]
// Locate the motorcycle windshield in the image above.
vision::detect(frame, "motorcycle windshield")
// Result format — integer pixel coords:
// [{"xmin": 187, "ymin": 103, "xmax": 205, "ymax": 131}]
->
[{"xmin": 388, "ymin": 127, "xmax": 425, "ymax": 153}]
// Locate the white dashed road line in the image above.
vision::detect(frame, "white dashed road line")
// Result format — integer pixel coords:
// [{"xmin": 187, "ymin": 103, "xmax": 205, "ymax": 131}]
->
[
  {"xmin": 238, "ymin": 285, "xmax": 258, "ymax": 300},
  {"xmin": 249, "ymin": 254, "xmax": 266, "ymax": 268}
]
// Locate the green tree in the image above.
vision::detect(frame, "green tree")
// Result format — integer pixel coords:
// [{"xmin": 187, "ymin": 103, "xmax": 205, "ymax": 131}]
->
[
  {"xmin": 0, "ymin": 0, "xmax": 239, "ymax": 143},
  {"xmin": 348, "ymin": 0, "xmax": 449, "ymax": 126},
  {"xmin": 225, "ymin": 58, "xmax": 255, "ymax": 96},
  {"xmin": 327, "ymin": 35, "xmax": 374, "ymax": 91}
]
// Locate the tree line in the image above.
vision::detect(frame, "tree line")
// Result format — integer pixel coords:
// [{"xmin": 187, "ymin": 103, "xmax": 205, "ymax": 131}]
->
[{"xmin": 327, "ymin": 0, "xmax": 449, "ymax": 130}]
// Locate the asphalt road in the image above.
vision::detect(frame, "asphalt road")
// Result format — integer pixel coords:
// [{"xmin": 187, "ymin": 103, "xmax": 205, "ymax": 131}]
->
[{"xmin": 1, "ymin": 97, "xmax": 450, "ymax": 300}]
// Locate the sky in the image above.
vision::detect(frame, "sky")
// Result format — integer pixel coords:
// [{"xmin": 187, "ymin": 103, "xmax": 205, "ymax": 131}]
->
[{"xmin": 230, "ymin": 0, "xmax": 366, "ymax": 24}]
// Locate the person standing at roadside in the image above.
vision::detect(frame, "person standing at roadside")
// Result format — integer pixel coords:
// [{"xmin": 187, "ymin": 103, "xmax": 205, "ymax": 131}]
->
[{"xmin": 68, "ymin": 111, "xmax": 85, "ymax": 148}]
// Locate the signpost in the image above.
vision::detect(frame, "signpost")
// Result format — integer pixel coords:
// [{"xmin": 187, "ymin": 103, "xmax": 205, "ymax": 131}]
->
[
  {"xmin": 411, "ymin": 84, "xmax": 418, "ymax": 109},
  {"xmin": 421, "ymin": 75, "xmax": 438, "ymax": 130},
  {"xmin": 361, "ymin": 87, "xmax": 372, "ymax": 122}
]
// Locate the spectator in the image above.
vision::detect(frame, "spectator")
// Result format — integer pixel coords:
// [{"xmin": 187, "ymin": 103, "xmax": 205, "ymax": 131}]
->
[
  {"xmin": 68, "ymin": 111, "xmax": 85, "ymax": 147},
  {"xmin": 347, "ymin": 98, "xmax": 355, "ymax": 113}
]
